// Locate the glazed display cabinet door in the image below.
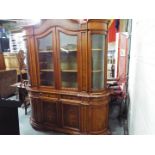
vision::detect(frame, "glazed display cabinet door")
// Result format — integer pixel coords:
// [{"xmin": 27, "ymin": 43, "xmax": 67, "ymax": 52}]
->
[
  {"xmin": 36, "ymin": 31, "xmax": 55, "ymax": 87},
  {"xmin": 57, "ymin": 29, "xmax": 79, "ymax": 90},
  {"xmin": 91, "ymin": 34, "xmax": 106, "ymax": 91}
]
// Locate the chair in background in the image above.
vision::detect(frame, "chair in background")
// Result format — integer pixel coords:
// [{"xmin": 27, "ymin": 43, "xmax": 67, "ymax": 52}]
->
[
  {"xmin": 17, "ymin": 80, "xmax": 30, "ymax": 115},
  {"xmin": 107, "ymin": 77, "xmax": 127, "ymax": 121},
  {"xmin": 0, "ymin": 69, "xmax": 17, "ymax": 98},
  {"xmin": 11, "ymin": 80, "xmax": 30, "ymax": 115}
]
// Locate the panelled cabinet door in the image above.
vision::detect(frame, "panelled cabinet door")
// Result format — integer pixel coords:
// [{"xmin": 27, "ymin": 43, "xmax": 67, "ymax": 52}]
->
[
  {"xmin": 61, "ymin": 101, "xmax": 80, "ymax": 131},
  {"xmin": 36, "ymin": 30, "xmax": 55, "ymax": 87},
  {"xmin": 56, "ymin": 28, "xmax": 79, "ymax": 90},
  {"xmin": 31, "ymin": 97, "xmax": 43, "ymax": 123},
  {"xmin": 42, "ymin": 100, "xmax": 58, "ymax": 126},
  {"xmin": 90, "ymin": 33, "xmax": 106, "ymax": 91}
]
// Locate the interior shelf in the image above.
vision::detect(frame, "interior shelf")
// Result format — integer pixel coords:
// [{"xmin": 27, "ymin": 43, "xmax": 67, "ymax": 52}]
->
[
  {"xmin": 40, "ymin": 80, "xmax": 53, "ymax": 85},
  {"xmin": 92, "ymin": 70, "xmax": 102, "ymax": 73},
  {"xmin": 39, "ymin": 50, "xmax": 53, "ymax": 53},
  {"xmin": 61, "ymin": 70, "xmax": 77, "ymax": 72},
  {"xmin": 60, "ymin": 44, "xmax": 77, "ymax": 52},
  {"xmin": 40, "ymin": 69, "xmax": 54, "ymax": 72},
  {"xmin": 60, "ymin": 49, "xmax": 77, "ymax": 52},
  {"xmin": 92, "ymin": 49, "xmax": 103, "ymax": 51}
]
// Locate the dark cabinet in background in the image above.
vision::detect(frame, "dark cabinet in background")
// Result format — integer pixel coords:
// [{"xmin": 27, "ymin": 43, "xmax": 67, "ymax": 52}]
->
[{"xmin": 0, "ymin": 99, "xmax": 20, "ymax": 135}]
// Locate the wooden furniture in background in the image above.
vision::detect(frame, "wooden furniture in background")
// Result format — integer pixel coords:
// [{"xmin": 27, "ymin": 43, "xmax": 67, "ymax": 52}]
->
[
  {"xmin": 3, "ymin": 52, "xmax": 27, "ymax": 81},
  {"xmin": 3, "ymin": 52, "xmax": 19, "ymax": 71},
  {"xmin": 0, "ymin": 69, "xmax": 17, "ymax": 98},
  {"xmin": 11, "ymin": 81, "xmax": 30, "ymax": 115},
  {"xmin": 25, "ymin": 19, "xmax": 111, "ymax": 134},
  {"xmin": 0, "ymin": 52, "xmax": 6, "ymax": 70}
]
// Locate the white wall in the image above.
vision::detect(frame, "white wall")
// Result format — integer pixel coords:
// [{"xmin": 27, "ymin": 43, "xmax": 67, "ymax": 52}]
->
[{"xmin": 128, "ymin": 19, "xmax": 155, "ymax": 134}]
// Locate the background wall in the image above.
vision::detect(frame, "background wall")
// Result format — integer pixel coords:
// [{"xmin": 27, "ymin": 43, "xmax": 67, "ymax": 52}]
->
[{"xmin": 128, "ymin": 19, "xmax": 155, "ymax": 134}]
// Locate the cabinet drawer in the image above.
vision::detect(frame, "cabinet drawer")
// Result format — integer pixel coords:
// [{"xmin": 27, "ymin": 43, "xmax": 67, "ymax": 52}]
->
[
  {"xmin": 61, "ymin": 94, "xmax": 79, "ymax": 101},
  {"xmin": 30, "ymin": 92, "xmax": 57, "ymax": 99}
]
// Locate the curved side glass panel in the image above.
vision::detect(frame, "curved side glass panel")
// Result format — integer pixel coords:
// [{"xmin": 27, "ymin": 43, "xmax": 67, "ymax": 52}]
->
[{"xmin": 91, "ymin": 34, "xmax": 105, "ymax": 90}]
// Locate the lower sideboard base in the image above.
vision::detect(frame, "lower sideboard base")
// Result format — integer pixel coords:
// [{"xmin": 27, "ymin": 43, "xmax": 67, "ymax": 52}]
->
[
  {"xmin": 30, "ymin": 118, "xmax": 110, "ymax": 135},
  {"xmin": 29, "ymin": 89, "xmax": 111, "ymax": 135}
]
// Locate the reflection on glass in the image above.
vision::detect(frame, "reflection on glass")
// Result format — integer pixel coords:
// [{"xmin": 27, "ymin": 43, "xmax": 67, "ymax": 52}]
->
[
  {"xmin": 60, "ymin": 32, "xmax": 78, "ymax": 88},
  {"xmin": 37, "ymin": 33, "xmax": 54, "ymax": 86},
  {"xmin": 91, "ymin": 34, "xmax": 105, "ymax": 90}
]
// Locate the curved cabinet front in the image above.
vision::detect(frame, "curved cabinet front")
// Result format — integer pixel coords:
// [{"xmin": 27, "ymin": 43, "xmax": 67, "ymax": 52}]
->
[{"xmin": 30, "ymin": 90, "xmax": 110, "ymax": 134}]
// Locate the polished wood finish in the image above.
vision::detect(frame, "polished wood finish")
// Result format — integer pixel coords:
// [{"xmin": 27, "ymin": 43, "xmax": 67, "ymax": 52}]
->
[
  {"xmin": 25, "ymin": 19, "xmax": 110, "ymax": 134},
  {"xmin": 0, "ymin": 52, "xmax": 6, "ymax": 70}
]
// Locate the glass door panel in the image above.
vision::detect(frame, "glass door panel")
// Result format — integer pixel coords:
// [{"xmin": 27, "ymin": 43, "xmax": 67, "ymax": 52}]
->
[
  {"xmin": 37, "ymin": 33, "xmax": 54, "ymax": 86},
  {"xmin": 91, "ymin": 34, "xmax": 105, "ymax": 90},
  {"xmin": 59, "ymin": 32, "xmax": 78, "ymax": 88}
]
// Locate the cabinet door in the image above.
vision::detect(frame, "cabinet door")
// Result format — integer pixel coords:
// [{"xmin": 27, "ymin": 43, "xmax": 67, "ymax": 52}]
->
[
  {"xmin": 36, "ymin": 31, "xmax": 55, "ymax": 87},
  {"xmin": 61, "ymin": 101, "xmax": 80, "ymax": 131},
  {"xmin": 31, "ymin": 97, "xmax": 43, "ymax": 123},
  {"xmin": 90, "ymin": 33, "xmax": 107, "ymax": 91},
  {"xmin": 43, "ymin": 100, "xmax": 58, "ymax": 126},
  {"xmin": 56, "ymin": 28, "xmax": 79, "ymax": 90}
]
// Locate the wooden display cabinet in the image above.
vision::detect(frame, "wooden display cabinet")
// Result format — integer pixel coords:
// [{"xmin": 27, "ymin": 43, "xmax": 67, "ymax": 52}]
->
[{"xmin": 25, "ymin": 19, "xmax": 111, "ymax": 134}]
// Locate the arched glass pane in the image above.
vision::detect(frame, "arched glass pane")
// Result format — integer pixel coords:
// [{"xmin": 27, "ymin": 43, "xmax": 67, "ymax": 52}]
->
[
  {"xmin": 37, "ymin": 33, "xmax": 54, "ymax": 86},
  {"xmin": 60, "ymin": 32, "xmax": 78, "ymax": 88}
]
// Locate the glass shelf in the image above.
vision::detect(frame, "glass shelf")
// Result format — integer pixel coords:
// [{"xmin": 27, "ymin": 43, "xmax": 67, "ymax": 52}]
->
[
  {"xmin": 92, "ymin": 49, "xmax": 103, "ymax": 51},
  {"xmin": 61, "ymin": 70, "xmax": 77, "ymax": 72},
  {"xmin": 60, "ymin": 44, "xmax": 77, "ymax": 52},
  {"xmin": 92, "ymin": 70, "xmax": 102, "ymax": 73},
  {"xmin": 39, "ymin": 50, "xmax": 53, "ymax": 53},
  {"xmin": 40, "ymin": 69, "xmax": 54, "ymax": 72}
]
